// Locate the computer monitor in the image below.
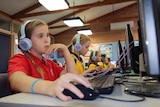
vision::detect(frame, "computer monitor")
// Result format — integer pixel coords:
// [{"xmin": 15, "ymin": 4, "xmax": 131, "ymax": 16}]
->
[
  {"xmin": 118, "ymin": 24, "xmax": 138, "ymax": 73},
  {"xmin": 139, "ymin": 0, "xmax": 160, "ymax": 77},
  {"xmin": 124, "ymin": 0, "xmax": 160, "ymax": 98},
  {"xmin": 125, "ymin": 24, "xmax": 135, "ymax": 70},
  {"xmin": 117, "ymin": 35, "xmax": 136, "ymax": 72},
  {"xmin": 117, "ymin": 40, "xmax": 125, "ymax": 70},
  {"xmin": 117, "ymin": 24, "xmax": 140, "ymax": 73}
]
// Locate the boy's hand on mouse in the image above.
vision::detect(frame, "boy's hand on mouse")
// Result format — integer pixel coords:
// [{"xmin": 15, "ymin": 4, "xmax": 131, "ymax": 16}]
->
[{"xmin": 46, "ymin": 73, "xmax": 91, "ymax": 101}]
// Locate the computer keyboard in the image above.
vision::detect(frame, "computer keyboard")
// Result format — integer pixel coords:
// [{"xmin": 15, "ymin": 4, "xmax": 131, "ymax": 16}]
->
[{"xmin": 88, "ymin": 74, "xmax": 115, "ymax": 94}]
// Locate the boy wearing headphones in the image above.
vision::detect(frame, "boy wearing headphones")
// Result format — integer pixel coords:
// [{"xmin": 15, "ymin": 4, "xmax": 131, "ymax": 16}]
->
[
  {"xmin": 69, "ymin": 34, "xmax": 101, "ymax": 75},
  {"xmin": 8, "ymin": 19, "xmax": 91, "ymax": 101}
]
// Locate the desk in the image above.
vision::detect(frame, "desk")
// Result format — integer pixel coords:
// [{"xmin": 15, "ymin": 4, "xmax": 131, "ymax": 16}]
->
[{"xmin": 0, "ymin": 85, "xmax": 160, "ymax": 107}]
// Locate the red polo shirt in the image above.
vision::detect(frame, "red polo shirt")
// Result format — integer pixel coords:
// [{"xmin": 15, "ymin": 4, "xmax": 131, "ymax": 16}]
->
[{"xmin": 8, "ymin": 53, "xmax": 64, "ymax": 81}]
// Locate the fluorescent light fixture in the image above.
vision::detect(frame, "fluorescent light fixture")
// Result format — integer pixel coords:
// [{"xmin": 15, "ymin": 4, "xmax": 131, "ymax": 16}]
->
[
  {"xmin": 77, "ymin": 28, "xmax": 93, "ymax": 35},
  {"xmin": 38, "ymin": 0, "xmax": 69, "ymax": 11},
  {"xmin": 63, "ymin": 17, "xmax": 84, "ymax": 27}
]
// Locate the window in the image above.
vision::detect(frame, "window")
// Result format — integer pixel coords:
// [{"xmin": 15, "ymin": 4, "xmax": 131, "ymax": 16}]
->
[{"xmin": 0, "ymin": 17, "xmax": 11, "ymax": 31}]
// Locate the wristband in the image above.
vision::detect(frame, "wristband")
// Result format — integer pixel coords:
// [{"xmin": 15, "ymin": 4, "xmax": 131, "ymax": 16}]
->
[{"xmin": 30, "ymin": 79, "xmax": 42, "ymax": 94}]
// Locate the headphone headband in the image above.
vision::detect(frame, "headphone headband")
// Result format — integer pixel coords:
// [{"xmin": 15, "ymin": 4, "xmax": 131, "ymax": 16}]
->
[
  {"xmin": 74, "ymin": 34, "xmax": 82, "ymax": 51},
  {"xmin": 92, "ymin": 50, "xmax": 97, "ymax": 61},
  {"xmin": 20, "ymin": 20, "xmax": 31, "ymax": 39},
  {"xmin": 19, "ymin": 20, "xmax": 32, "ymax": 51},
  {"xmin": 76, "ymin": 34, "xmax": 81, "ymax": 44}
]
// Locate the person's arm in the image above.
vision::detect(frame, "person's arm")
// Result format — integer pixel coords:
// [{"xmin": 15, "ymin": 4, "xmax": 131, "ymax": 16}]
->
[
  {"xmin": 45, "ymin": 44, "xmax": 77, "ymax": 74},
  {"xmin": 81, "ymin": 63, "xmax": 102, "ymax": 76},
  {"xmin": 9, "ymin": 71, "xmax": 91, "ymax": 101},
  {"xmin": 88, "ymin": 63, "xmax": 96, "ymax": 69},
  {"xmin": 60, "ymin": 45, "xmax": 77, "ymax": 74},
  {"xmin": 82, "ymin": 66, "xmax": 102, "ymax": 76},
  {"xmin": 109, "ymin": 63, "xmax": 115, "ymax": 68}
]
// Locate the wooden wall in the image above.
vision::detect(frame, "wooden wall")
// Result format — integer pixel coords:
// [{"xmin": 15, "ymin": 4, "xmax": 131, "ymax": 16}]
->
[{"xmin": 53, "ymin": 29, "xmax": 138, "ymax": 46}]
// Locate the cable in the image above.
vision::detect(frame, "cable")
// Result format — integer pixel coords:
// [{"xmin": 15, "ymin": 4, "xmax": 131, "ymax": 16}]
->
[{"xmin": 99, "ymin": 95, "xmax": 145, "ymax": 102}]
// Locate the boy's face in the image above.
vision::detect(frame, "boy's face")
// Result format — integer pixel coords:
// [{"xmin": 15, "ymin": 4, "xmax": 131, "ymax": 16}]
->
[{"xmin": 30, "ymin": 25, "xmax": 50, "ymax": 55}]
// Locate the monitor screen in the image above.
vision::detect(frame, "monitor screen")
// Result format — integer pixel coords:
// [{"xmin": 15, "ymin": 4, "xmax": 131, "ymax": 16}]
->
[
  {"xmin": 139, "ymin": 0, "xmax": 160, "ymax": 77},
  {"xmin": 117, "ymin": 24, "xmax": 139, "ymax": 73},
  {"xmin": 124, "ymin": 0, "xmax": 160, "ymax": 98},
  {"xmin": 117, "ymin": 40, "xmax": 125, "ymax": 70},
  {"xmin": 125, "ymin": 24, "xmax": 136, "ymax": 71}
]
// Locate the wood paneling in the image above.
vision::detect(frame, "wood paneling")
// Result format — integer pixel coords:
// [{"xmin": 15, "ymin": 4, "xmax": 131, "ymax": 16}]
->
[
  {"xmin": 54, "ymin": 3, "xmax": 139, "ymax": 45},
  {"xmin": 54, "ymin": 30, "xmax": 138, "ymax": 45}
]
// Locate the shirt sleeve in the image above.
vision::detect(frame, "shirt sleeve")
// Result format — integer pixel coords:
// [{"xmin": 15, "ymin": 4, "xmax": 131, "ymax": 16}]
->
[
  {"xmin": 8, "ymin": 54, "xmax": 30, "ymax": 78},
  {"xmin": 89, "ymin": 64, "xmax": 96, "ymax": 69}
]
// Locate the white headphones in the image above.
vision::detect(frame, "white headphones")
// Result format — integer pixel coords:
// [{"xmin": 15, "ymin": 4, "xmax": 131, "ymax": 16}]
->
[
  {"xmin": 19, "ymin": 20, "xmax": 32, "ymax": 51},
  {"xmin": 74, "ymin": 34, "xmax": 82, "ymax": 51},
  {"xmin": 92, "ymin": 50, "xmax": 97, "ymax": 61}
]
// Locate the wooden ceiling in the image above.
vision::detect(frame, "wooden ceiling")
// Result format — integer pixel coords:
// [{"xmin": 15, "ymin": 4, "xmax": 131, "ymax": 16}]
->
[{"xmin": 0, "ymin": 0, "xmax": 138, "ymax": 37}]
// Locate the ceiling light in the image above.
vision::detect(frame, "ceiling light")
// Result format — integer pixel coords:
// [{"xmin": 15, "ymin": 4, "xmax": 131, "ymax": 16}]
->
[
  {"xmin": 63, "ymin": 17, "xmax": 84, "ymax": 27},
  {"xmin": 38, "ymin": 0, "xmax": 69, "ymax": 11},
  {"xmin": 77, "ymin": 28, "xmax": 93, "ymax": 35}
]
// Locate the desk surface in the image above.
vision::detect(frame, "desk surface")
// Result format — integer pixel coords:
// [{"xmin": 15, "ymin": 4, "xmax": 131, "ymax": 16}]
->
[{"xmin": 0, "ymin": 85, "xmax": 160, "ymax": 107}]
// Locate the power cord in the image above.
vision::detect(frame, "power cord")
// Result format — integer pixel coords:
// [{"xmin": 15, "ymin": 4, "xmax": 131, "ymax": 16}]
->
[{"xmin": 99, "ymin": 95, "xmax": 145, "ymax": 102}]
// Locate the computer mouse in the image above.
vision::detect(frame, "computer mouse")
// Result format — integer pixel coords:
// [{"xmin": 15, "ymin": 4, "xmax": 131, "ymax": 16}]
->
[{"xmin": 63, "ymin": 84, "xmax": 99, "ymax": 100}]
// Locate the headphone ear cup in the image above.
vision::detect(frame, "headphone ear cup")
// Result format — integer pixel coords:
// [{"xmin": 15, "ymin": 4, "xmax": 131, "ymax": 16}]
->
[
  {"xmin": 19, "ymin": 38, "xmax": 32, "ymax": 51},
  {"xmin": 92, "ymin": 51, "xmax": 97, "ymax": 61},
  {"xmin": 74, "ymin": 34, "xmax": 82, "ymax": 51},
  {"xmin": 74, "ymin": 43, "xmax": 82, "ymax": 51},
  {"xmin": 92, "ymin": 56, "xmax": 97, "ymax": 61}
]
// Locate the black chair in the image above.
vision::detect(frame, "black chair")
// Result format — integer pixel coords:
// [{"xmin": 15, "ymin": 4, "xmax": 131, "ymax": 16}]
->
[{"xmin": 0, "ymin": 73, "xmax": 12, "ymax": 98}]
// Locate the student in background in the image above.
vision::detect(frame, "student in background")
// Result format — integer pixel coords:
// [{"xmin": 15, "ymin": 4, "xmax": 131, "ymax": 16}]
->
[
  {"xmin": 88, "ymin": 51, "xmax": 114, "ymax": 72},
  {"xmin": 69, "ymin": 34, "xmax": 101, "ymax": 75},
  {"xmin": 107, "ymin": 58, "xmax": 115, "ymax": 68},
  {"xmin": 8, "ymin": 19, "xmax": 91, "ymax": 101},
  {"xmin": 88, "ymin": 50, "xmax": 104, "ymax": 69},
  {"xmin": 101, "ymin": 54, "xmax": 108, "ymax": 69},
  {"xmin": 101, "ymin": 54, "xmax": 115, "ymax": 69}
]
